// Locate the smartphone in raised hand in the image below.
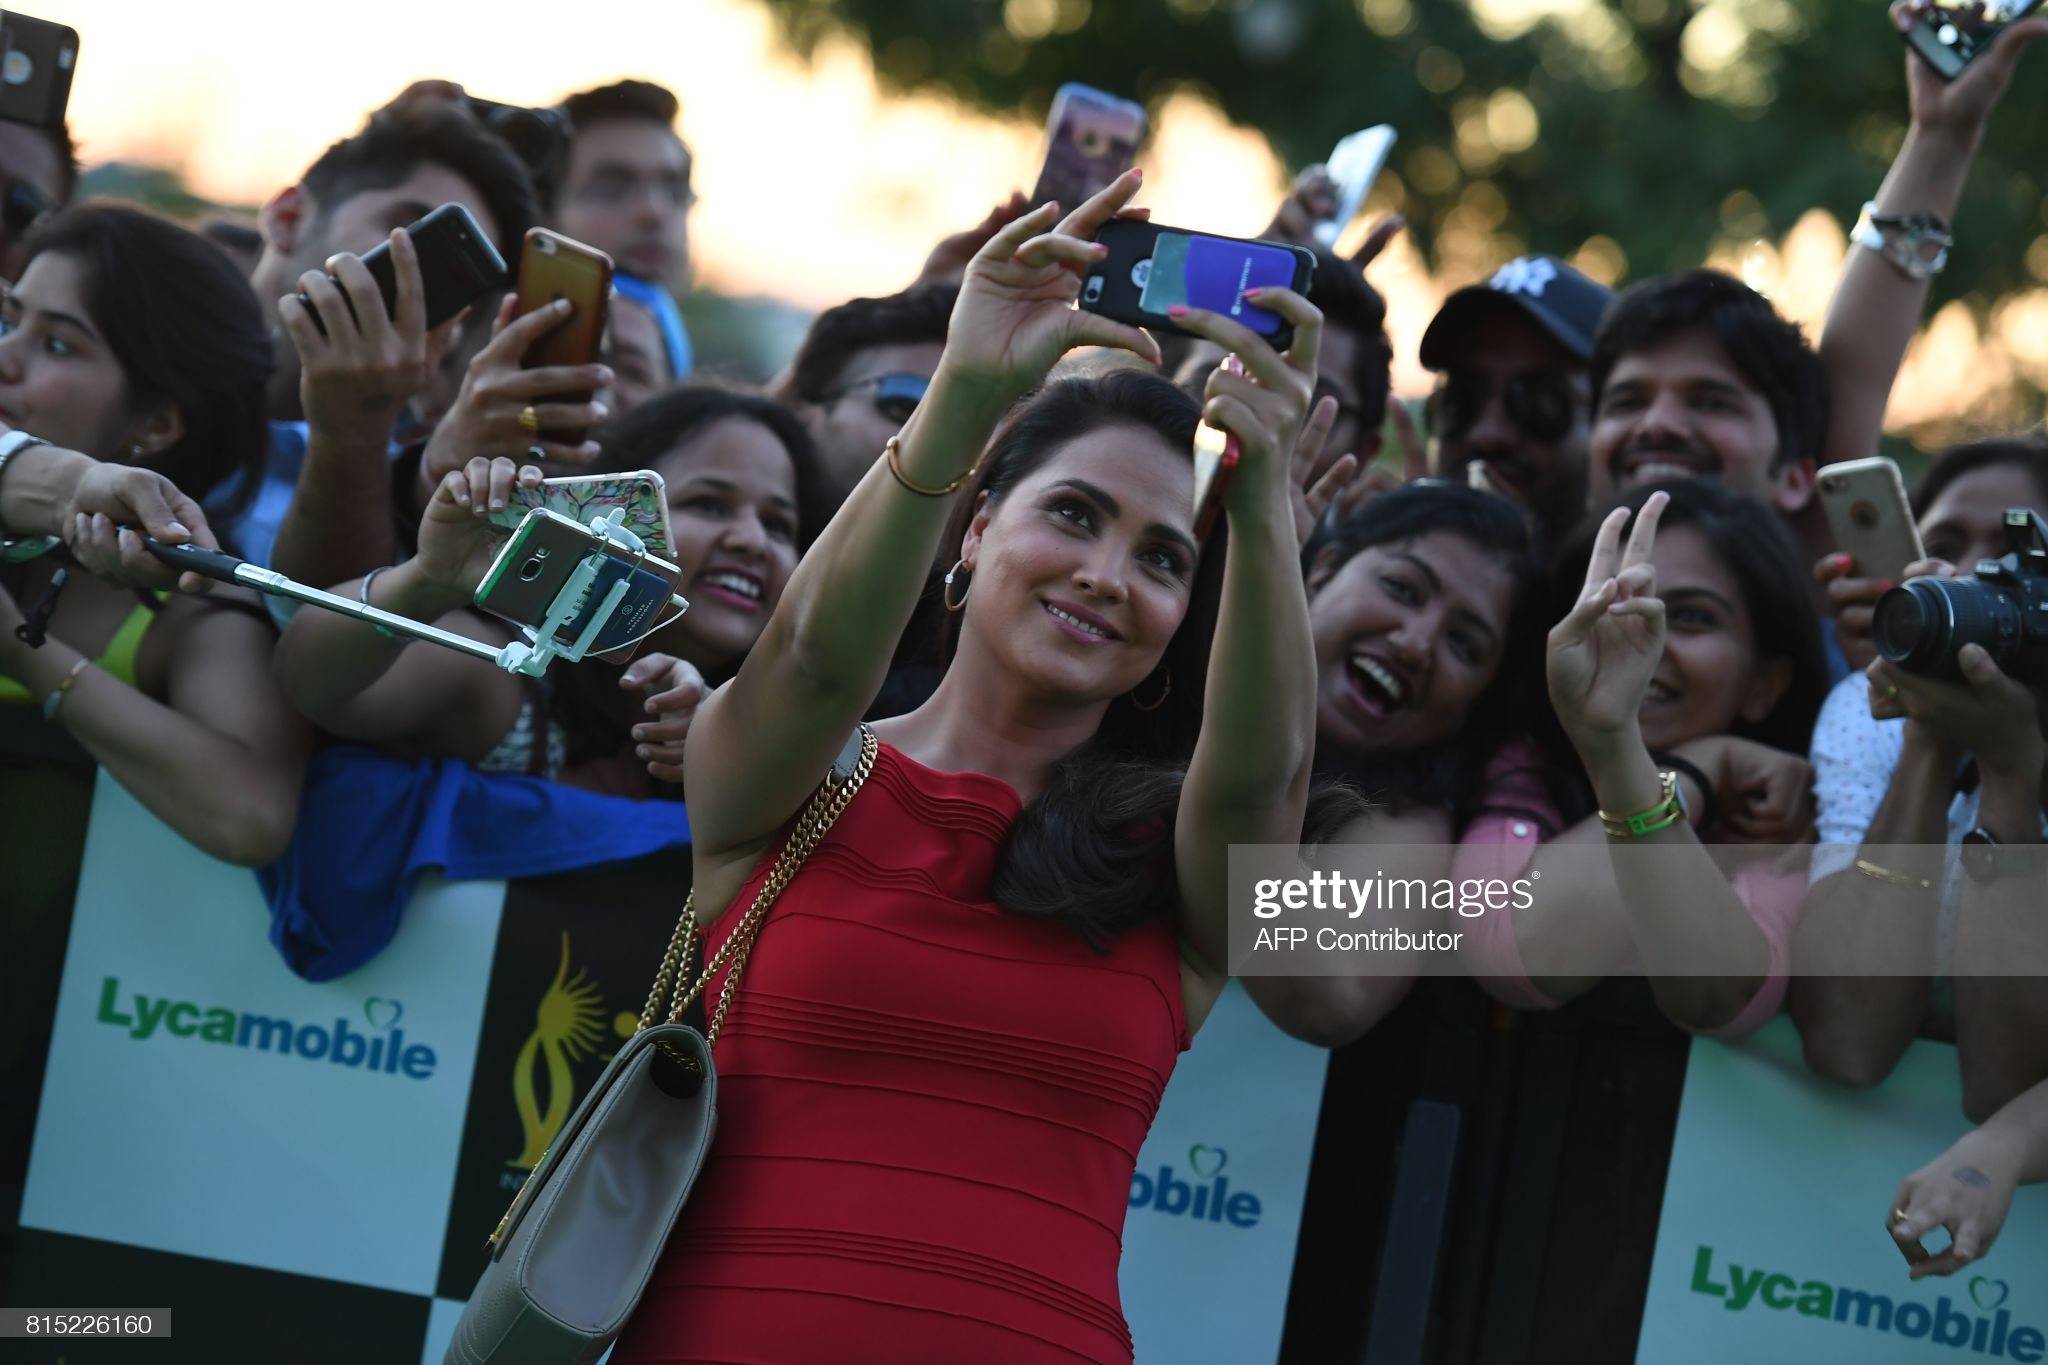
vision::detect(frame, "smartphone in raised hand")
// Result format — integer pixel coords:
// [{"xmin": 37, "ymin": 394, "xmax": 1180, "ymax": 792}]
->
[
  {"xmin": 298, "ymin": 203, "xmax": 508, "ymax": 334},
  {"xmin": 490, "ymin": 470, "xmax": 671, "ymax": 556},
  {"xmin": 1818, "ymin": 457, "xmax": 1926, "ymax": 581},
  {"xmin": 0, "ymin": 13, "xmax": 77, "ymax": 132},
  {"xmin": 1082, "ymin": 219, "xmax": 1316, "ymax": 350},
  {"xmin": 1314, "ymin": 125, "xmax": 1396, "ymax": 251},
  {"xmin": 1903, "ymin": 0, "xmax": 2045, "ymax": 78},
  {"xmin": 1030, "ymin": 84, "xmax": 1147, "ymax": 211},
  {"xmin": 512, "ymin": 228, "xmax": 613, "ymax": 438}
]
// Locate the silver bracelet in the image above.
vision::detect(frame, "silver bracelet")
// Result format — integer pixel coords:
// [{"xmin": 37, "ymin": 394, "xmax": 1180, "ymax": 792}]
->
[
  {"xmin": 1851, "ymin": 200, "xmax": 1951, "ymax": 281},
  {"xmin": 360, "ymin": 565, "xmax": 404, "ymax": 641},
  {"xmin": 0, "ymin": 429, "xmax": 52, "ymax": 540}
]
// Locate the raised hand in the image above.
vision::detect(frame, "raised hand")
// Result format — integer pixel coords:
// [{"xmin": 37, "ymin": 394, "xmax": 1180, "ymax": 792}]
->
[
  {"xmin": 940, "ymin": 169, "xmax": 1162, "ymax": 403},
  {"xmin": 1890, "ymin": 1128, "xmax": 2020, "ymax": 1279},
  {"xmin": 1165, "ymin": 289, "xmax": 1322, "ymax": 526},
  {"xmin": 280, "ymin": 229, "xmax": 452, "ymax": 451},
  {"xmin": 1895, "ymin": 0, "xmax": 2048, "ymax": 135},
  {"xmin": 621, "ymin": 652, "xmax": 707, "ymax": 784},
  {"xmin": 1327, "ymin": 397, "xmax": 1424, "ymax": 530},
  {"xmin": 418, "ymin": 296, "xmax": 613, "ymax": 503},
  {"xmin": 416, "ymin": 457, "xmax": 542, "ymax": 596},
  {"xmin": 1548, "ymin": 491, "xmax": 1670, "ymax": 748}
]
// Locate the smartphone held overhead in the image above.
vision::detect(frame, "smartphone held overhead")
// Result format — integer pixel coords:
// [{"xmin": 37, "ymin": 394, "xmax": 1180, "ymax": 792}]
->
[
  {"xmin": 512, "ymin": 229, "xmax": 614, "ymax": 439},
  {"xmin": 1313, "ymin": 125, "xmax": 1397, "ymax": 251},
  {"xmin": 297, "ymin": 203, "xmax": 508, "ymax": 334},
  {"xmin": 1031, "ymin": 83, "xmax": 1147, "ymax": 211},
  {"xmin": 1082, "ymin": 219, "xmax": 1316, "ymax": 350},
  {"xmin": 490, "ymin": 470, "xmax": 672, "ymax": 557},
  {"xmin": 0, "ymin": 12, "xmax": 76, "ymax": 132},
  {"xmin": 1902, "ymin": 0, "xmax": 2045, "ymax": 76}
]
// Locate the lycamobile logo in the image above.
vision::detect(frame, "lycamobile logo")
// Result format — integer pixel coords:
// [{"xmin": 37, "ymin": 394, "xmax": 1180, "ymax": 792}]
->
[
  {"xmin": 95, "ymin": 977, "xmax": 438, "ymax": 1080},
  {"xmin": 1129, "ymin": 1143, "xmax": 1263, "ymax": 1228},
  {"xmin": 1690, "ymin": 1244, "xmax": 2041, "ymax": 1359}
]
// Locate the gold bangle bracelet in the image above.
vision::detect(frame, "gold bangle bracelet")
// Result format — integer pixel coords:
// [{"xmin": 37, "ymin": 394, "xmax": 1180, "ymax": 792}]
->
[
  {"xmin": 1854, "ymin": 858, "xmax": 1933, "ymax": 890},
  {"xmin": 884, "ymin": 435, "xmax": 980, "ymax": 498}
]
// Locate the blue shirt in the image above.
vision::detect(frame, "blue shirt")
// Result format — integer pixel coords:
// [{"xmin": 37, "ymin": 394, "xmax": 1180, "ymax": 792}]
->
[
  {"xmin": 611, "ymin": 272, "xmax": 693, "ymax": 379},
  {"xmin": 212, "ymin": 419, "xmax": 309, "ymax": 568}
]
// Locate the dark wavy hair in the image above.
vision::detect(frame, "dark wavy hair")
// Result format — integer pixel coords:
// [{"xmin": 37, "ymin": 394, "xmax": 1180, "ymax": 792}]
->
[
  {"xmin": 1526, "ymin": 479, "xmax": 1830, "ymax": 825},
  {"xmin": 928, "ymin": 368, "xmax": 1364, "ymax": 947},
  {"xmin": 23, "ymin": 202, "xmax": 273, "ymax": 522},
  {"xmin": 1309, "ymin": 481, "xmax": 1544, "ymax": 831},
  {"xmin": 1591, "ymin": 269, "xmax": 1828, "ymax": 473}
]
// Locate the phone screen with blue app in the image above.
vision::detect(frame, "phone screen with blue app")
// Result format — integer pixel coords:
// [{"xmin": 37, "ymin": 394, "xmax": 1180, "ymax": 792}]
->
[{"xmin": 1137, "ymin": 232, "xmax": 1303, "ymax": 337}]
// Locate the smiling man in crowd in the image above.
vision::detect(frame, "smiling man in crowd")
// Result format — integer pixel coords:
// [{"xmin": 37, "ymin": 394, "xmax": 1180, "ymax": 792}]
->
[{"xmin": 1418, "ymin": 254, "xmax": 1613, "ymax": 551}]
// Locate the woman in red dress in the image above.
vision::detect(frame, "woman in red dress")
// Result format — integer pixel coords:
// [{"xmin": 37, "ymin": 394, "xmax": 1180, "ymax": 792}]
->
[{"xmin": 613, "ymin": 171, "xmax": 1327, "ymax": 1364}]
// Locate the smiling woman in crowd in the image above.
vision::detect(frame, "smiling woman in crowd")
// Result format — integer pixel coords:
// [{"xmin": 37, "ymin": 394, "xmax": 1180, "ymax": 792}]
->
[
  {"xmin": 1456, "ymin": 479, "xmax": 1831, "ymax": 1036},
  {"xmin": 272, "ymin": 383, "xmax": 825, "ymax": 794}
]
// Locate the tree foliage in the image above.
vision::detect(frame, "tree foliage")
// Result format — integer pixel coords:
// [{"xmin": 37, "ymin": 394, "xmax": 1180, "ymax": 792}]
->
[{"xmin": 758, "ymin": 0, "xmax": 2048, "ymax": 310}]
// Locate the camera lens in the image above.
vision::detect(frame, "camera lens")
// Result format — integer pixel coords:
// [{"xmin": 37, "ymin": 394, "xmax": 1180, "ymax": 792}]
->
[
  {"xmin": 520, "ymin": 557, "xmax": 546, "ymax": 583},
  {"xmin": 1874, "ymin": 576, "xmax": 2022, "ymax": 679}
]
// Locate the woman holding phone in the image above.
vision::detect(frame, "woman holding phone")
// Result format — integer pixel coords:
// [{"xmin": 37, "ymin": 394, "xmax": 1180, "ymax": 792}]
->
[{"xmin": 611, "ymin": 173, "xmax": 1333, "ymax": 1363}]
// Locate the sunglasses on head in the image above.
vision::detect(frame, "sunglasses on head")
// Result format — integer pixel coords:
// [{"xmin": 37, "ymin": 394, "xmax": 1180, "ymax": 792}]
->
[
  {"xmin": 828, "ymin": 372, "xmax": 929, "ymax": 426},
  {"xmin": 2, "ymin": 178, "xmax": 50, "ymax": 241},
  {"xmin": 1425, "ymin": 370, "xmax": 1580, "ymax": 445}
]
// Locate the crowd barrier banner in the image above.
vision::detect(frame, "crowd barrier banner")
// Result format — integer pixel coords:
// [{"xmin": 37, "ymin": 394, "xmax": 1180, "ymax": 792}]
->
[
  {"xmin": 1636, "ymin": 1016, "xmax": 2048, "ymax": 1364},
  {"xmin": 9, "ymin": 776, "xmax": 1329, "ymax": 1364},
  {"xmin": 1119, "ymin": 981, "xmax": 1329, "ymax": 1365}
]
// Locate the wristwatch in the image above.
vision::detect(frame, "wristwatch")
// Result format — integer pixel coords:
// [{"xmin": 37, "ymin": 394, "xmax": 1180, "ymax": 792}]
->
[
  {"xmin": 0, "ymin": 427, "xmax": 55, "ymax": 555},
  {"xmin": 1960, "ymin": 827, "xmax": 2038, "ymax": 884},
  {"xmin": 1851, "ymin": 201, "xmax": 1951, "ymax": 281}
]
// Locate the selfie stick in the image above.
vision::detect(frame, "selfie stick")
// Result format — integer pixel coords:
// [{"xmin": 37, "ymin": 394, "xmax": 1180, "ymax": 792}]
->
[
  {"xmin": 494, "ymin": 506, "xmax": 648, "ymax": 677},
  {"xmin": 143, "ymin": 506, "xmax": 676, "ymax": 678}
]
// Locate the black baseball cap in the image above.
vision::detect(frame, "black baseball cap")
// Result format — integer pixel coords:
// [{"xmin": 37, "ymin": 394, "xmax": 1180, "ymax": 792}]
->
[{"xmin": 1418, "ymin": 255, "xmax": 1614, "ymax": 370}]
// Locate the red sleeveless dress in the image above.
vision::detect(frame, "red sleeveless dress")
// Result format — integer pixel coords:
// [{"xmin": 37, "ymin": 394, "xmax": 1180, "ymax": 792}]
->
[{"xmin": 611, "ymin": 741, "xmax": 1189, "ymax": 1364}]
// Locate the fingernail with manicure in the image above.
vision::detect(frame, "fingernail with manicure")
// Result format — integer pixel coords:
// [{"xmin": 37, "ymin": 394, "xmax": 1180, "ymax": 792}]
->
[{"xmin": 1167, "ymin": 305, "xmax": 1189, "ymax": 318}]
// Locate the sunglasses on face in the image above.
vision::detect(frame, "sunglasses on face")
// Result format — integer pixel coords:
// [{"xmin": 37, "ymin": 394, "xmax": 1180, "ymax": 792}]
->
[
  {"xmin": 827, "ymin": 372, "xmax": 930, "ymax": 426},
  {"xmin": 1425, "ymin": 370, "xmax": 1580, "ymax": 445},
  {"xmin": 2, "ymin": 178, "xmax": 51, "ymax": 242}
]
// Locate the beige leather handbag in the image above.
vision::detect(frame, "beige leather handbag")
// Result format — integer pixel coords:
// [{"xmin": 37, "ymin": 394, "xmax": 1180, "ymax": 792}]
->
[{"xmin": 444, "ymin": 727, "xmax": 877, "ymax": 1365}]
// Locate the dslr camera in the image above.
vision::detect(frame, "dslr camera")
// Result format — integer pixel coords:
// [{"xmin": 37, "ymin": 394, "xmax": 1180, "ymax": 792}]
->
[{"xmin": 1875, "ymin": 508, "xmax": 2048, "ymax": 684}]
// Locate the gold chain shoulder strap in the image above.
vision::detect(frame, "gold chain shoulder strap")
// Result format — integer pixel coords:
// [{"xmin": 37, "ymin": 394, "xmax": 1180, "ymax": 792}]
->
[{"xmin": 636, "ymin": 724, "xmax": 879, "ymax": 1056}]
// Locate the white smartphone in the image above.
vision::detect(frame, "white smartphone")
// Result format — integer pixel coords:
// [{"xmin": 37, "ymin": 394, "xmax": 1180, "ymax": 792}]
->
[
  {"xmin": 1314, "ymin": 125, "xmax": 1397, "ymax": 251},
  {"xmin": 1818, "ymin": 457, "xmax": 1926, "ymax": 581}
]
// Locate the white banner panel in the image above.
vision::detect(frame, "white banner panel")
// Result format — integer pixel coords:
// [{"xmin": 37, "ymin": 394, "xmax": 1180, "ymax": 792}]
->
[
  {"xmin": 1119, "ymin": 980, "xmax": 1328, "ymax": 1364},
  {"xmin": 20, "ymin": 776, "xmax": 504, "ymax": 1297},
  {"xmin": 1637, "ymin": 1016, "xmax": 2048, "ymax": 1364}
]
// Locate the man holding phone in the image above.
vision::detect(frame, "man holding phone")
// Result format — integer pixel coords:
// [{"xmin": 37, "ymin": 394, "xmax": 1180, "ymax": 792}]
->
[
  {"xmin": 247, "ymin": 100, "xmax": 540, "ymax": 587},
  {"xmin": 552, "ymin": 80, "xmax": 695, "ymax": 382}
]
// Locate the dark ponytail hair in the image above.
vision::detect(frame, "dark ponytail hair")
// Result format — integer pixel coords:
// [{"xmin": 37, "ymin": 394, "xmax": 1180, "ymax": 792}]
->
[
  {"xmin": 23, "ymin": 202, "xmax": 272, "ymax": 522},
  {"xmin": 930, "ymin": 368, "xmax": 1364, "ymax": 947},
  {"xmin": 1310, "ymin": 482, "xmax": 1544, "ymax": 830}
]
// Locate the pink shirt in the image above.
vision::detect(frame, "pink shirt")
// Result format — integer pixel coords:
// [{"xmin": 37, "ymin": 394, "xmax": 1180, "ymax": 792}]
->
[{"xmin": 1452, "ymin": 744, "xmax": 1799, "ymax": 1040}]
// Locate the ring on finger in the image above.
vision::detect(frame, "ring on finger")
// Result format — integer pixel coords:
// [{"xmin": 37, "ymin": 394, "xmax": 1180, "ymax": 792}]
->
[
  {"xmin": 1890, "ymin": 1207, "xmax": 1911, "ymax": 1226},
  {"xmin": 1887, "ymin": 685, "xmax": 1900, "ymax": 700},
  {"xmin": 517, "ymin": 404, "xmax": 541, "ymax": 434},
  {"xmin": 528, "ymin": 444, "xmax": 546, "ymax": 462}
]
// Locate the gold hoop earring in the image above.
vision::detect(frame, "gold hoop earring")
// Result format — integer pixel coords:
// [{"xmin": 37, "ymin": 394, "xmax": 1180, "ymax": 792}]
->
[
  {"xmin": 1129, "ymin": 666, "xmax": 1171, "ymax": 713},
  {"xmin": 943, "ymin": 559, "xmax": 971, "ymax": 612}
]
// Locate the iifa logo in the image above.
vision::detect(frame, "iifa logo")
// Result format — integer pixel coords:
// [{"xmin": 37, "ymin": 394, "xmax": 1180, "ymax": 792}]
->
[
  {"xmin": 1129, "ymin": 1143, "xmax": 1262, "ymax": 1228},
  {"xmin": 1690, "ymin": 1244, "xmax": 2042, "ymax": 1359},
  {"xmin": 95, "ymin": 976, "xmax": 438, "ymax": 1080}
]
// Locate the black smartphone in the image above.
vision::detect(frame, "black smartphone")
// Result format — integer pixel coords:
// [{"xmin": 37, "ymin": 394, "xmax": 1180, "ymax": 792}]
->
[
  {"xmin": 298, "ymin": 203, "xmax": 508, "ymax": 334},
  {"xmin": 1081, "ymin": 219, "xmax": 1316, "ymax": 351},
  {"xmin": 0, "ymin": 13, "xmax": 78, "ymax": 132},
  {"xmin": 1903, "ymin": 0, "xmax": 2045, "ymax": 77}
]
